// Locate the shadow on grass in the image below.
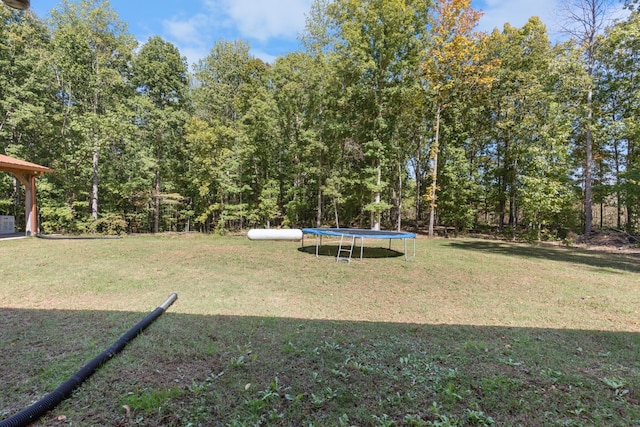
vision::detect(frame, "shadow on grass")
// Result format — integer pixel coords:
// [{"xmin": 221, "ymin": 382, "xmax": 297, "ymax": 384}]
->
[
  {"xmin": 446, "ymin": 239, "xmax": 640, "ymax": 273},
  {"xmin": 1, "ymin": 308, "xmax": 639, "ymax": 426},
  {"xmin": 298, "ymin": 244, "xmax": 405, "ymax": 259}
]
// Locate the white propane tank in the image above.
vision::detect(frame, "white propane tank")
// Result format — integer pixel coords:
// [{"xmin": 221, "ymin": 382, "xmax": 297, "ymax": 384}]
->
[{"xmin": 247, "ymin": 228, "xmax": 303, "ymax": 241}]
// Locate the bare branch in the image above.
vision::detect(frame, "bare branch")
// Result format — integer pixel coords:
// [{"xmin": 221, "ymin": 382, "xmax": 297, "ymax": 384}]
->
[{"xmin": 558, "ymin": 0, "xmax": 615, "ymax": 48}]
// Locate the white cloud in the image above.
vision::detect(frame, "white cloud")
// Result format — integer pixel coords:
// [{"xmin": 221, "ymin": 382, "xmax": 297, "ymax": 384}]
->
[
  {"xmin": 217, "ymin": 0, "xmax": 313, "ymax": 42},
  {"xmin": 161, "ymin": 11, "xmax": 215, "ymax": 70},
  {"xmin": 160, "ymin": 0, "xmax": 311, "ymax": 66},
  {"xmin": 162, "ymin": 14, "xmax": 210, "ymax": 44}
]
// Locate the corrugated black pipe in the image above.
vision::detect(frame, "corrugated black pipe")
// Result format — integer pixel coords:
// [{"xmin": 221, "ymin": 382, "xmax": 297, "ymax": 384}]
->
[{"xmin": 0, "ymin": 293, "xmax": 178, "ymax": 427}]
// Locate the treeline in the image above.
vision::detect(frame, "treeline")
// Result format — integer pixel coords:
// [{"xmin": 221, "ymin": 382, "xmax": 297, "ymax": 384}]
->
[{"xmin": 1, "ymin": 0, "xmax": 639, "ymax": 238}]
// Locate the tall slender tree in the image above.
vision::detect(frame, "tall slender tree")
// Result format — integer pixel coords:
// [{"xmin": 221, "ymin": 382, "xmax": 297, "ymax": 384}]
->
[
  {"xmin": 484, "ymin": 18, "xmax": 565, "ymax": 237},
  {"xmin": 271, "ymin": 52, "xmax": 332, "ymax": 227},
  {"xmin": 186, "ymin": 40, "xmax": 255, "ymax": 232},
  {"xmin": 0, "ymin": 6, "xmax": 55, "ymax": 229},
  {"xmin": 596, "ymin": 8, "xmax": 640, "ymax": 231},
  {"xmin": 131, "ymin": 36, "xmax": 188, "ymax": 232},
  {"xmin": 559, "ymin": 0, "xmax": 616, "ymax": 237},
  {"xmin": 326, "ymin": 0, "xmax": 431, "ymax": 230},
  {"xmin": 422, "ymin": 0, "xmax": 495, "ymax": 236},
  {"xmin": 48, "ymin": 0, "xmax": 135, "ymax": 223}
]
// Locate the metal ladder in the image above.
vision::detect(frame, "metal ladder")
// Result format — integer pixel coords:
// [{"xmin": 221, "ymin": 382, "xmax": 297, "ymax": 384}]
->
[{"xmin": 336, "ymin": 234, "xmax": 356, "ymax": 263}]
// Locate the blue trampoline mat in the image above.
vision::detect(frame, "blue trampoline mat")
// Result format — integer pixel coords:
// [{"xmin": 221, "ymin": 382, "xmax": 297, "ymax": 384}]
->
[{"xmin": 302, "ymin": 227, "xmax": 416, "ymax": 239}]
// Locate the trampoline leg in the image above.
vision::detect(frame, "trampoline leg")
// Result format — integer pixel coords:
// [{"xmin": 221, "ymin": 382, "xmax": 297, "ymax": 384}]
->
[{"xmin": 315, "ymin": 235, "xmax": 321, "ymax": 257}]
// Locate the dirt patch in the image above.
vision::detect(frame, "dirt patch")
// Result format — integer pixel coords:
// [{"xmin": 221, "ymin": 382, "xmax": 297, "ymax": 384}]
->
[
  {"xmin": 572, "ymin": 230, "xmax": 640, "ymax": 255},
  {"xmin": 583, "ymin": 230, "xmax": 633, "ymax": 246},
  {"xmin": 467, "ymin": 229, "xmax": 640, "ymax": 256}
]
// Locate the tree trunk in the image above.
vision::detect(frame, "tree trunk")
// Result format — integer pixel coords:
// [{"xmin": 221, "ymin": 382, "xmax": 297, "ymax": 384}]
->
[
  {"xmin": 414, "ymin": 136, "xmax": 422, "ymax": 231},
  {"xmin": 510, "ymin": 157, "xmax": 518, "ymax": 240},
  {"xmin": 154, "ymin": 132, "xmax": 162, "ymax": 233},
  {"xmin": 599, "ymin": 202, "xmax": 603, "ymax": 229},
  {"xmin": 584, "ymin": 85, "xmax": 594, "ymax": 238},
  {"xmin": 91, "ymin": 142, "xmax": 99, "ymax": 222},
  {"xmin": 613, "ymin": 135, "xmax": 621, "ymax": 229},
  {"xmin": 497, "ymin": 141, "xmax": 506, "ymax": 232},
  {"xmin": 498, "ymin": 176, "xmax": 506, "ymax": 231},
  {"xmin": 372, "ymin": 162, "xmax": 382, "ymax": 231},
  {"xmin": 316, "ymin": 156, "xmax": 322, "ymax": 228},
  {"xmin": 154, "ymin": 168, "xmax": 160, "ymax": 233},
  {"xmin": 397, "ymin": 159, "xmax": 402, "ymax": 231},
  {"xmin": 428, "ymin": 105, "xmax": 441, "ymax": 237}
]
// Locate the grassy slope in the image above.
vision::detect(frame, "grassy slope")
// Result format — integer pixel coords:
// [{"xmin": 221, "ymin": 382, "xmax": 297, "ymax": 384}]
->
[{"xmin": 0, "ymin": 234, "xmax": 638, "ymax": 426}]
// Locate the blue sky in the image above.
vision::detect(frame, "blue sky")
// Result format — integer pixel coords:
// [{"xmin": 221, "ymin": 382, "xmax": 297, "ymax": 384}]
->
[{"xmin": 27, "ymin": 0, "xmax": 628, "ymax": 70}]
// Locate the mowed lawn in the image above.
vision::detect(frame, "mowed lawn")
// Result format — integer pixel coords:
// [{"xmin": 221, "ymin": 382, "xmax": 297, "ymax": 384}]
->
[{"xmin": 0, "ymin": 234, "xmax": 638, "ymax": 426}]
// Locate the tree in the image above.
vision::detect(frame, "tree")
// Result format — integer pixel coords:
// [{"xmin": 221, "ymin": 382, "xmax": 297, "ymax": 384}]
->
[
  {"xmin": 48, "ymin": 0, "xmax": 135, "ymax": 224},
  {"xmin": 436, "ymin": 145, "xmax": 478, "ymax": 232},
  {"xmin": 187, "ymin": 40, "xmax": 255, "ymax": 232},
  {"xmin": 131, "ymin": 36, "xmax": 189, "ymax": 232},
  {"xmin": 0, "ymin": 6, "xmax": 56, "ymax": 229},
  {"xmin": 326, "ymin": 0, "xmax": 431, "ymax": 230},
  {"xmin": 239, "ymin": 60, "xmax": 282, "ymax": 227},
  {"xmin": 482, "ymin": 18, "xmax": 578, "ymax": 238},
  {"xmin": 596, "ymin": 8, "xmax": 640, "ymax": 231},
  {"xmin": 559, "ymin": 0, "xmax": 616, "ymax": 237},
  {"xmin": 271, "ymin": 52, "xmax": 325, "ymax": 227},
  {"xmin": 301, "ymin": 0, "xmax": 358, "ymax": 228},
  {"xmin": 0, "ymin": 7, "xmax": 54, "ymax": 157},
  {"xmin": 422, "ymin": 0, "xmax": 495, "ymax": 236}
]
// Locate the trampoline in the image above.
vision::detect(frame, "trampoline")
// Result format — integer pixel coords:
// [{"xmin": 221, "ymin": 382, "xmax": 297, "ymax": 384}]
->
[{"xmin": 302, "ymin": 228, "xmax": 416, "ymax": 262}]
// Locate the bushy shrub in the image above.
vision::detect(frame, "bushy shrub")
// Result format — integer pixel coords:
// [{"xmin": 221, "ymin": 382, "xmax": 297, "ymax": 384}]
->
[{"xmin": 86, "ymin": 214, "xmax": 128, "ymax": 235}]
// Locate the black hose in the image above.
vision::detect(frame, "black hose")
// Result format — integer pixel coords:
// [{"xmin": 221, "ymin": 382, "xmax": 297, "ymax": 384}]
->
[
  {"xmin": 0, "ymin": 293, "xmax": 178, "ymax": 427},
  {"xmin": 35, "ymin": 233, "xmax": 123, "ymax": 240}
]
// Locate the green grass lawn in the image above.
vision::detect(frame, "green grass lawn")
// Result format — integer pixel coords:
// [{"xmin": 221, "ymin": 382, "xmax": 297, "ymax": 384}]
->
[{"xmin": 0, "ymin": 234, "xmax": 638, "ymax": 426}]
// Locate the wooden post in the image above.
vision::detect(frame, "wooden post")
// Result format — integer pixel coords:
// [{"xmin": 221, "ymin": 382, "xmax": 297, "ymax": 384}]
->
[
  {"xmin": 30, "ymin": 174, "xmax": 38, "ymax": 235},
  {"xmin": 12, "ymin": 172, "xmax": 38, "ymax": 236}
]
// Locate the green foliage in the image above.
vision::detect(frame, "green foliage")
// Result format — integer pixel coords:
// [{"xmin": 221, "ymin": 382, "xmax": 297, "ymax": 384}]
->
[
  {"xmin": 0, "ymin": 198, "xmax": 12, "ymax": 214},
  {"xmin": 0, "ymin": 4, "xmax": 56, "ymax": 164},
  {"xmin": 46, "ymin": 0, "xmax": 137, "ymax": 225},
  {"xmin": 86, "ymin": 213, "xmax": 128, "ymax": 235},
  {"xmin": 594, "ymin": 8, "xmax": 640, "ymax": 233},
  {"xmin": 324, "ymin": 0, "xmax": 431, "ymax": 229},
  {"xmin": 2, "ymin": 0, "xmax": 640, "ymax": 234},
  {"xmin": 131, "ymin": 36, "xmax": 189, "ymax": 233},
  {"xmin": 437, "ymin": 146, "xmax": 479, "ymax": 232},
  {"xmin": 40, "ymin": 205, "xmax": 75, "ymax": 233},
  {"xmin": 120, "ymin": 387, "xmax": 183, "ymax": 412},
  {"xmin": 257, "ymin": 179, "xmax": 280, "ymax": 228},
  {"xmin": 474, "ymin": 17, "xmax": 588, "ymax": 239}
]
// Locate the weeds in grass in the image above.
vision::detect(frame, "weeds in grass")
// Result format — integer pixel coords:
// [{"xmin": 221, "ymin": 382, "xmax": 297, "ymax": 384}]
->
[
  {"xmin": 0, "ymin": 236, "xmax": 638, "ymax": 425},
  {"xmin": 120, "ymin": 387, "xmax": 183, "ymax": 413},
  {"xmin": 601, "ymin": 376, "xmax": 630, "ymax": 400}
]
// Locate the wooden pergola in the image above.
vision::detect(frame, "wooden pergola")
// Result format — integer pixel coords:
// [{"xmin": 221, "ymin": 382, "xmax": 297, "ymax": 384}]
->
[{"xmin": 0, "ymin": 154, "xmax": 52, "ymax": 236}]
